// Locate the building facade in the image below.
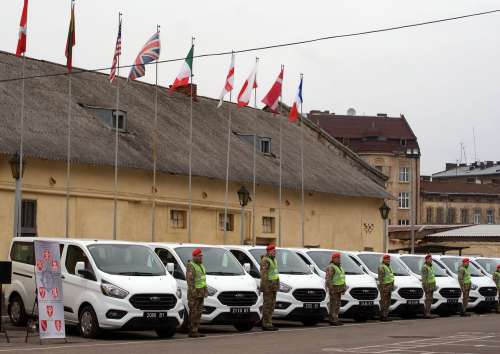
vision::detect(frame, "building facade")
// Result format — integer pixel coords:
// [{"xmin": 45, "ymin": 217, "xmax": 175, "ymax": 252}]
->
[
  {"xmin": 433, "ymin": 161, "xmax": 500, "ymax": 184},
  {"xmin": 0, "ymin": 52, "xmax": 390, "ymax": 259},
  {"xmin": 309, "ymin": 111, "xmax": 420, "ymax": 227}
]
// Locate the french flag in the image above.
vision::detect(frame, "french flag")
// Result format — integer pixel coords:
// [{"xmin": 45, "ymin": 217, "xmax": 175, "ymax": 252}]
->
[{"xmin": 288, "ymin": 77, "xmax": 303, "ymax": 122}]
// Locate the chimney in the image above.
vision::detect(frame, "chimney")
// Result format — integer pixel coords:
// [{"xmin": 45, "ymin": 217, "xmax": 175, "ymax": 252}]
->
[
  {"xmin": 376, "ymin": 113, "xmax": 388, "ymax": 117},
  {"xmin": 170, "ymin": 83, "xmax": 198, "ymax": 101},
  {"xmin": 445, "ymin": 163, "xmax": 457, "ymax": 171},
  {"xmin": 486, "ymin": 161, "xmax": 494, "ymax": 167}
]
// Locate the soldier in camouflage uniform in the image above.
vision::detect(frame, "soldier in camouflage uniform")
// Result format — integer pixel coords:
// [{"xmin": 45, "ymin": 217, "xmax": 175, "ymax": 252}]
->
[
  {"xmin": 260, "ymin": 244, "xmax": 279, "ymax": 331},
  {"xmin": 458, "ymin": 258, "xmax": 471, "ymax": 317},
  {"xmin": 493, "ymin": 264, "xmax": 500, "ymax": 313},
  {"xmin": 421, "ymin": 254, "xmax": 436, "ymax": 319},
  {"xmin": 186, "ymin": 248, "xmax": 208, "ymax": 338},
  {"xmin": 325, "ymin": 252, "xmax": 347, "ymax": 326},
  {"xmin": 378, "ymin": 254, "xmax": 394, "ymax": 322}
]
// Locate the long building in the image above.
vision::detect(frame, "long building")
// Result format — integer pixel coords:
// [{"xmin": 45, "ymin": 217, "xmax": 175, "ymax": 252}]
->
[{"xmin": 0, "ymin": 51, "xmax": 391, "ymax": 258}]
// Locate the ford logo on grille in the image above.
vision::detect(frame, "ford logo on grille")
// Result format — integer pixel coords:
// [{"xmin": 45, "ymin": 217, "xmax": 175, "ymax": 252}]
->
[
  {"xmin": 409, "ymin": 289, "xmax": 415, "ymax": 293},
  {"xmin": 362, "ymin": 289, "xmax": 369, "ymax": 294},
  {"xmin": 235, "ymin": 293, "xmax": 245, "ymax": 298},
  {"xmin": 307, "ymin": 290, "xmax": 316, "ymax": 295},
  {"xmin": 150, "ymin": 296, "xmax": 161, "ymax": 302}
]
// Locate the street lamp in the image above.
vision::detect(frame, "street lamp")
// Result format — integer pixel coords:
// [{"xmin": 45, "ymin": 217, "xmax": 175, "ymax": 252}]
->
[
  {"xmin": 9, "ymin": 152, "xmax": 26, "ymax": 238},
  {"xmin": 237, "ymin": 186, "xmax": 251, "ymax": 244},
  {"xmin": 379, "ymin": 201, "xmax": 390, "ymax": 253}
]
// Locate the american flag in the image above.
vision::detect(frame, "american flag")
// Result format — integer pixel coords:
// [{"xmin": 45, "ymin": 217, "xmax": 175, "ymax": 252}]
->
[
  {"xmin": 128, "ymin": 31, "xmax": 160, "ymax": 81},
  {"xmin": 109, "ymin": 16, "xmax": 122, "ymax": 83}
]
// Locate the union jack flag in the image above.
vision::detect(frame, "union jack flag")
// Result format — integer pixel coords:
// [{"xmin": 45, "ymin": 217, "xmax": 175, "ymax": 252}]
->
[
  {"xmin": 109, "ymin": 15, "xmax": 122, "ymax": 83},
  {"xmin": 128, "ymin": 31, "xmax": 160, "ymax": 81}
]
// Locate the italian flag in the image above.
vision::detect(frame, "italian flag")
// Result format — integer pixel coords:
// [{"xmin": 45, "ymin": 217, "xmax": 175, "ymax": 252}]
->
[{"xmin": 170, "ymin": 45, "xmax": 193, "ymax": 92}]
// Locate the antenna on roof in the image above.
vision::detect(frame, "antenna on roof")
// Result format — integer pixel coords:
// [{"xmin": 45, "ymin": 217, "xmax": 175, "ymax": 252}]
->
[
  {"xmin": 472, "ymin": 127, "xmax": 478, "ymax": 162},
  {"xmin": 459, "ymin": 142, "xmax": 467, "ymax": 165}
]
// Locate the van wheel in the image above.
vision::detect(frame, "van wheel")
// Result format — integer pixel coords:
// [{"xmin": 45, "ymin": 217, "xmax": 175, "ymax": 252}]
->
[
  {"xmin": 234, "ymin": 322, "xmax": 254, "ymax": 332},
  {"xmin": 79, "ymin": 305, "xmax": 100, "ymax": 338},
  {"xmin": 155, "ymin": 326, "xmax": 176, "ymax": 338},
  {"xmin": 301, "ymin": 319, "xmax": 320, "ymax": 326},
  {"xmin": 9, "ymin": 295, "xmax": 28, "ymax": 326}
]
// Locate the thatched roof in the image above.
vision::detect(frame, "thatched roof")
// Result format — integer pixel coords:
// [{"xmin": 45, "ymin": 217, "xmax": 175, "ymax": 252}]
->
[{"xmin": 0, "ymin": 51, "xmax": 390, "ymax": 200}]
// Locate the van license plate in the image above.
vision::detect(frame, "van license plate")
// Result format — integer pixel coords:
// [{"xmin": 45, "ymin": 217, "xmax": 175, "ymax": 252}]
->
[
  {"xmin": 406, "ymin": 300, "xmax": 419, "ymax": 305},
  {"xmin": 485, "ymin": 297, "xmax": 496, "ymax": 302},
  {"xmin": 446, "ymin": 298, "xmax": 458, "ymax": 304},
  {"xmin": 359, "ymin": 301, "xmax": 374, "ymax": 306},
  {"xmin": 144, "ymin": 312, "xmax": 168, "ymax": 320},
  {"xmin": 303, "ymin": 303, "xmax": 320, "ymax": 309},
  {"xmin": 230, "ymin": 307, "xmax": 250, "ymax": 314}
]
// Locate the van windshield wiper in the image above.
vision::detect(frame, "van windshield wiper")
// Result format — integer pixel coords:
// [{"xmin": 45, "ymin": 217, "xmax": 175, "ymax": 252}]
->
[
  {"xmin": 345, "ymin": 271, "xmax": 362, "ymax": 275},
  {"xmin": 281, "ymin": 271, "xmax": 308, "ymax": 275},
  {"xmin": 118, "ymin": 271, "xmax": 157, "ymax": 276},
  {"xmin": 206, "ymin": 271, "xmax": 242, "ymax": 276}
]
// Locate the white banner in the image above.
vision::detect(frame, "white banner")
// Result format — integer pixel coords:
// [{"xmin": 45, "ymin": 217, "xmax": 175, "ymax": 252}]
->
[{"xmin": 34, "ymin": 240, "xmax": 66, "ymax": 339}]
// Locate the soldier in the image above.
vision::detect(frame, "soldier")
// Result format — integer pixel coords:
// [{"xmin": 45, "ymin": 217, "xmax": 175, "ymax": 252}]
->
[
  {"xmin": 325, "ymin": 252, "xmax": 346, "ymax": 326},
  {"xmin": 421, "ymin": 254, "xmax": 436, "ymax": 319},
  {"xmin": 458, "ymin": 257, "xmax": 471, "ymax": 317},
  {"xmin": 186, "ymin": 248, "xmax": 208, "ymax": 338},
  {"xmin": 260, "ymin": 244, "xmax": 279, "ymax": 331},
  {"xmin": 493, "ymin": 264, "xmax": 500, "ymax": 313},
  {"xmin": 378, "ymin": 254, "xmax": 394, "ymax": 322}
]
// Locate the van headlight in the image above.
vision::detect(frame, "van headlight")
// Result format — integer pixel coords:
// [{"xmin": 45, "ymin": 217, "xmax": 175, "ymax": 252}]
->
[
  {"xmin": 101, "ymin": 280, "xmax": 129, "ymax": 299},
  {"xmin": 207, "ymin": 285, "xmax": 218, "ymax": 297},
  {"xmin": 176, "ymin": 286, "xmax": 182, "ymax": 299},
  {"xmin": 470, "ymin": 284, "xmax": 478, "ymax": 291},
  {"xmin": 278, "ymin": 282, "xmax": 292, "ymax": 293}
]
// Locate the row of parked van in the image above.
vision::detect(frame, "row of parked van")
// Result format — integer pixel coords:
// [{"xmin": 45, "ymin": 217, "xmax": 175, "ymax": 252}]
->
[{"xmin": 5, "ymin": 237, "xmax": 499, "ymax": 339}]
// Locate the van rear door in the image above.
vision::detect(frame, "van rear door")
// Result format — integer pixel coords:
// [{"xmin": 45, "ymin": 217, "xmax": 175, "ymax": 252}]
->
[{"xmin": 10, "ymin": 241, "xmax": 36, "ymax": 313}]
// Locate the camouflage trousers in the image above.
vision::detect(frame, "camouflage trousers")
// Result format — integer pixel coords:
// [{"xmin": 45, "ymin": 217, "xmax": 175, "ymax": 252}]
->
[
  {"xmin": 188, "ymin": 295, "xmax": 204, "ymax": 334},
  {"xmin": 379, "ymin": 289, "xmax": 392, "ymax": 319},
  {"xmin": 461, "ymin": 285, "xmax": 470, "ymax": 313},
  {"xmin": 424, "ymin": 290, "xmax": 433, "ymax": 316},
  {"xmin": 262, "ymin": 290, "xmax": 277, "ymax": 328},
  {"xmin": 328, "ymin": 291, "xmax": 342, "ymax": 322}
]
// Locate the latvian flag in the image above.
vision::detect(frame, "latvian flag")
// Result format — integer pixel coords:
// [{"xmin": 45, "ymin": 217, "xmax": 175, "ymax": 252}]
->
[
  {"xmin": 16, "ymin": 0, "xmax": 28, "ymax": 57},
  {"xmin": 237, "ymin": 61, "xmax": 258, "ymax": 107},
  {"xmin": 170, "ymin": 45, "xmax": 194, "ymax": 92},
  {"xmin": 288, "ymin": 77, "xmax": 303, "ymax": 122}
]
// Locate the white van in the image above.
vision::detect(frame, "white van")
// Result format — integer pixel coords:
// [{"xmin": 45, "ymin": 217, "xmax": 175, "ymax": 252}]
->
[
  {"xmin": 291, "ymin": 248, "xmax": 379, "ymax": 321},
  {"xmin": 433, "ymin": 255, "xmax": 497, "ymax": 312},
  {"xmin": 470, "ymin": 257, "xmax": 500, "ymax": 278},
  {"xmin": 397, "ymin": 254, "xmax": 462, "ymax": 315},
  {"xmin": 226, "ymin": 245, "xmax": 328, "ymax": 326},
  {"xmin": 349, "ymin": 252, "xmax": 424, "ymax": 316},
  {"xmin": 151, "ymin": 243, "xmax": 261, "ymax": 332},
  {"xmin": 6, "ymin": 237, "xmax": 184, "ymax": 338}
]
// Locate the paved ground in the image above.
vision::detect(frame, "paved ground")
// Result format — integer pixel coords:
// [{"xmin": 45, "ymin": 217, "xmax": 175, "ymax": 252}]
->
[{"xmin": 0, "ymin": 314, "xmax": 498, "ymax": 354}]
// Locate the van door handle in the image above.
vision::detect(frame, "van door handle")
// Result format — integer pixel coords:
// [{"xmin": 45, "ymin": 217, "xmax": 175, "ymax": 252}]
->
[{"xmin": 61, "ymin": 275, "xmax": 65, "ymax": 279}]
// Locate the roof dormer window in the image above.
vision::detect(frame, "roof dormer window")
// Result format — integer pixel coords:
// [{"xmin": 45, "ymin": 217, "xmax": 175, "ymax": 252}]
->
[
  {"xmin": 112, "ymin": 110, "xmax": 127, "ymax": 132},
  {"xmin": 260, "ymin": 137, "xmax": 271, "ymax": 155}
]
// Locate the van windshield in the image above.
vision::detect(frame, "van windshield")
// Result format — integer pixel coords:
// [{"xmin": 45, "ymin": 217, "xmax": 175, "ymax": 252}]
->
[
  {"xmin": 475, "ymin": 258, "xmax": 500, "ymax": 274},
  {"xmin": 249, "ymin": 249, "xmax": 311, "ymax": 275},
  {"xmin": 175, "ymin": 247, "xmax": 245, "ymax": 276},
  {"xmin": 306, "ymin": 251, "xmax": 363, "ymax": 275},
  {"xmin": 357, "ymin": 254, "xmax": 410, "ymax": 276},
  {"xmin": 88, "ymin": 244, "xmax": 166, "ymax": 276},
  {"xmin": 399, "ymin": 256, "xmax": 447, "ymax": 277},
  {"xmin": 440, "ymin": 257, "xmax": 483, "ymax": 277}
]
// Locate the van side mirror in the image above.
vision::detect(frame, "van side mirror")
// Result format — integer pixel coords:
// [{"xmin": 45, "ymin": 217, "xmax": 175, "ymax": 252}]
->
[
  {"xmin": 75, "ymin": 261, "xmax": 86, "ymax": 277},
  {"xmin": 166, "ymin": 263, "xmax": 175, "ymax": 274},
  {"xmin": 243, "ymin": 263, "xmax": 251, "ymax": 273}
]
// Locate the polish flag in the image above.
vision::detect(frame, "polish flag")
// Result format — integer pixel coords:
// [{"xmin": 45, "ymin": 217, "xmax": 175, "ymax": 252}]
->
[
  {"xmin": 261, "ymin": 67, "xmax": 284, "ymax": 113},
  {"xmin": 16, "ymin": 0, "xmax": 28, "ymax": 56},
  {"xmin": 237, "ymin": 61, "xmax": 258, "ymax": 107},
  {"xmin": 288, "ymin": 77, "xmax": 303, "ymax": 122},
  {"xmin": 217, "ymin": 54, "xmax": 235, "ymax": 108}
]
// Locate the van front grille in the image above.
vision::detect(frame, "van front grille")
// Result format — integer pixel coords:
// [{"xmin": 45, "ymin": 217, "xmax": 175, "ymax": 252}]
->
[
  {"xmin": 350, "ymin": 287, "xmax": 378, "ymax": 300},
  {"xmin": 439, "ymin": 288, "xmax": 461, "ymax": 299},
  {"xmin": 398, "ymin": 288, "xmax": 423, "ymax": 299},
  {"xmin": 217, "ymin": 291, "xmax": 258, "ymax": 306},
  {"xmin": 292, "ymin": 289, "xmax": 326, "ymax": 302},
  {"xmin": 129, "ymin": 293, "xmax": 177, "ymax": 310},
  {"xmin": 478, "ymin": 287, "xmax": 497, "ymax": 297}
]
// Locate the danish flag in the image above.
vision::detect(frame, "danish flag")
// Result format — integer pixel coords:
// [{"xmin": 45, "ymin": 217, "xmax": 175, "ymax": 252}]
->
[{"xmin": 261, "ymin": 67, "xmax": 284, "ymax": 113}]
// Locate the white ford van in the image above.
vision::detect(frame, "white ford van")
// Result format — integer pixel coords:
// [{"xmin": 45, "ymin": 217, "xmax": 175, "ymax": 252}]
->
[
  {"xmin": 433, "ymin": 255, "xmax": 498, "ymax": 312},
  {"xmin": 151, "ymin": 243, "xmax": 261, "ymax": 332},
  {"xmin": 397, "ymin": 254, "xmax": 462, "ymax": 315},
  {"xmin": 226, "ymin": 245, "xmax": 328, "ymax": 326},
  {"xmin": 349, "ymin": 252, "xmax": 424, "ymax": 316},
  {"xmin": 470, "ymin": 257, "xmax": 500, "ymax": 278},
  {"xmin": 291, "ymin": 248, "xmax": 380, "ymax": 321},
  {"xmin": 6, "ymin": 238, "xmax": 184, "ymax": 338}
]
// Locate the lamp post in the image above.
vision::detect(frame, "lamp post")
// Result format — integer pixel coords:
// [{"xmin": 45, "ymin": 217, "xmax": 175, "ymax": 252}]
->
[
  {"xmin": 9, "ymin": 152, "xmax": 26, "ymax": 238},
  {"xmin": 379, "ymin": 201, "xmax": 390, "ymax": 253},
  {"xmin": 237, "ymin": 186, "xmax": 250, "ymax": 245}
]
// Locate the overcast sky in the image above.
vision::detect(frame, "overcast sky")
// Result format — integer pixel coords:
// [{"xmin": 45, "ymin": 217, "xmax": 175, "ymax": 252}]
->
[{"xmin": 2, "ymin": 0, "xmax": 499, "ymax": 175}]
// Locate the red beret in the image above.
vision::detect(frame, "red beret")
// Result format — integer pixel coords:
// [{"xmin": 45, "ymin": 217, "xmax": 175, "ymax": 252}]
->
[
  {"xmin": 192, "ymin": 248, "xmax": 202, "ymax": 257},
  {"xmin": 266, "ymin": 244, "xmax": 276, "ymax": 252},
  {"xmin": 425, "ymin": 254, "xmax": 432, "ymax": 260},
  {"xmin": 332, "ymin": 252, "xmax": 341, "ymax": 259},
  {"xmin": 463, "ymin": 258, "xmax": 469, "ymax": 263},
  {"xmin": 383, "ymin": 254, "xmax": 391, "ymax": 260}
]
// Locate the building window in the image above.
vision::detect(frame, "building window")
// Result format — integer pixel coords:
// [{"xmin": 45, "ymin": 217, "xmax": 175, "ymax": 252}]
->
[
  {"xmin": 398, "ymin": 219, "xmax": 410, "ymax": 226},
  {"xmin": 460, "ymin": 209, "xmax": 469, "ymax": 224},
  {"xmin": 446, "ymin": 208, "xmax": 456, "ymax": 224},
  {"xmin": 400, "ymin": 139, "xmax": 407, "ymax": 147},
  {"xmin": 219, "ymin": 213, "xmax": 234, "ymax": 231},
  {"xmin": 486, "ymin": 209, "xmax": 494, "ymax": 224},
  {"xmin": 170, "ymin": 210, "xmax": 187, "ymax": 229},
  {"xmin": 436, "ymin": 207, "xmax": 444, "ymax": 224},
  {"xmin": 262, "ymin": 217, "xmax": 275, "ymax": 234},
  {"xmin": 426, "ymin": 207, "xmax": 433, "ymax": 224},
  {"xmin": 398, "ymin": 192, "xmax": 410, "ymax": 209},
  {"xmin": 112, "ymin": 111, "xmax": 127, "ymax": 131},
  {"xmin": 399, "ymin": 167, "xmax": 409, "ymax": 182},
  {"xmin": 21, "ymin": 200, "xmax": 37, "ymax": 236},
  {"xmin": 473, "ymin": 208, "xmax": 482, "ymax": 224},
  {"xmin": 260, "ymin": 138, "xmax": 271, "ymax": 154}
]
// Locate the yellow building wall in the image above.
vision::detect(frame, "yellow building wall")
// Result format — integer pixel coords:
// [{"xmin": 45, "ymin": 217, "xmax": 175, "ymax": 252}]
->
[{"xmin": 0, "ymin": 156, "xmax": 385, "ymax": 259}]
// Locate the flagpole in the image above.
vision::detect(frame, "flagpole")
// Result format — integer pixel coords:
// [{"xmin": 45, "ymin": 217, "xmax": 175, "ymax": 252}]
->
[
  {"xmin": 17, "ymin": 54, "xmax": 26, "ymax": 238},
  {"xmin": 299, "ymin": 74, "xmax": 305, "ymax": 247},
  {"xmin": 151, "ymin": 24, "xmax": 160, "ymax": 242},
  {"xmin": 252, "ymin": 57, "xmax": 259, "ymax": 246},
  {"xmin": 112, "ymin": 12, "xmax": 122, "ymax": 241},
  {"xmin": 278, "ymin": 65, "xmax": 284, "ymax": 247},
  {"xmin": 223, "ymin": 52, "xmax": 234, "ymax": 245},
  {"xmin": 188, "ymin": 36, "xmax": 195, "ymax": 243}
]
